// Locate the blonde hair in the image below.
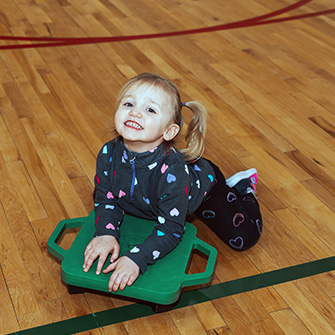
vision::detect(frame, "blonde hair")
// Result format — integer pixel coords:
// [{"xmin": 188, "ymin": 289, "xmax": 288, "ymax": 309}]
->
[{"xmin": 116, "ymin": 73, "xmax": 207, "ymax": 161}]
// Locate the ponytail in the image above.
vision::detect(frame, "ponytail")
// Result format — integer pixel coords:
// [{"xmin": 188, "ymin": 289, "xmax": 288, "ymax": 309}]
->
[{"xmin": 180, "ymin": 101, "xmax": 207, "ymax": 162}]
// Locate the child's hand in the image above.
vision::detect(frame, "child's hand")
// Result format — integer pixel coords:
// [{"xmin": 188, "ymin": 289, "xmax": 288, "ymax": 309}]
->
[
  {"xmin": 103, "ymin": 256, "xmax": 140, "ymax": 292},
  {"xmin": 83, "ymin": 235, "xmax": 120, "ymax": 275}
]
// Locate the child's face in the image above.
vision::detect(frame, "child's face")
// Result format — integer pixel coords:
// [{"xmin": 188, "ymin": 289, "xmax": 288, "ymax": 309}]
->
[{"xmin": 115, "ymin": 84, "xmax": 179, "ymax": 153}]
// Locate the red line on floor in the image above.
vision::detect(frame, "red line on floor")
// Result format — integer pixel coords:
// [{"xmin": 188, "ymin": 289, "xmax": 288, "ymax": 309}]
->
[{"xmin": 0, "ymin": 0, "xmax": 333, "ymax": 50}]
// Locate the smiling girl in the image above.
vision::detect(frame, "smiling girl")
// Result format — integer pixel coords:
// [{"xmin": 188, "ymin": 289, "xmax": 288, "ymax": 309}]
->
[{"xmin": 83, "ymin": 73, "xmax": 262, "ymax": 292}]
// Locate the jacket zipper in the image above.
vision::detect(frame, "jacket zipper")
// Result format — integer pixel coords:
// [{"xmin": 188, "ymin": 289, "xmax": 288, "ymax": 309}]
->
[{"xmin": 130, "ymin": 157, "xmax": 136, "ymax": 200}]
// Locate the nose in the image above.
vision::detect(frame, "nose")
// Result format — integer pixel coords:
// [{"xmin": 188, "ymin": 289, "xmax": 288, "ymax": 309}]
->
[{"xmin": 129, "ymin": 107, "xmax": 142, "ymax": 118}]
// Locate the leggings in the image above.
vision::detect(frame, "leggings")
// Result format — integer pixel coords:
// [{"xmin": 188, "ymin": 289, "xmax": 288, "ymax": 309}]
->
[{"xmin": 193, "ymin": 160, "xmax": 263, "ymax": 251}]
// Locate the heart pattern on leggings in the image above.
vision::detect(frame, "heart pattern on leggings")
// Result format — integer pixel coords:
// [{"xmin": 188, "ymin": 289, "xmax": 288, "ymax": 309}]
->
[
  {"xmin": 229, "ymin": 236, "xmax": 244, "ymax": 250},
  {"xmin": 202, "ymin": 209, "xmax": 216, "ymax": 219},
  {"xmin": 233, "ymin": 213, "xmax": 245, "ymax": 227},
  {"xmin": 256, "ymin": 219, "xmax": 262, "ymax": 234},
  {"xmin": 227, "ymin": 192, "xmax": 237, "ymax": 202}
]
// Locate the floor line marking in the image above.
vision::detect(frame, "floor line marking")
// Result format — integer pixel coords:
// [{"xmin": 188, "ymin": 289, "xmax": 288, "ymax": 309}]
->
[
  {"xmin": 8, "ymin": 256, "xmax": 335, "ymax": 335},
  {"xmin": 1, "ymin": 1, "xmax": 334, "ymax": 50}
]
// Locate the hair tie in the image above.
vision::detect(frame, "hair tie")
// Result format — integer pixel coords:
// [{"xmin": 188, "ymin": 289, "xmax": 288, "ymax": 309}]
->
[{"xmin": 182, "ymin": 102, "xmax": 187, "ymax": 106}]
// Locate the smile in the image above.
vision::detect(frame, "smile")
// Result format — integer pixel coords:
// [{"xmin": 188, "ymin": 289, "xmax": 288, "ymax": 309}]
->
[{"xmin": 125, "ymin": 121, "xmax": 143, "ymax": 130}]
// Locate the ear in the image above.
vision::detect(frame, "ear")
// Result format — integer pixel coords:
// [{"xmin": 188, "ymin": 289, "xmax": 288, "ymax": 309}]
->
[{"xmin": 163, "ymin": 124, "xmax": 180, "ymax": 142}]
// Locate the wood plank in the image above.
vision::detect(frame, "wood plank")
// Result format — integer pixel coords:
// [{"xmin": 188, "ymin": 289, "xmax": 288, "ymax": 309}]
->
[
  {"xmin": 254, "ymin": 287, "xmax": 288, "ymax": 313},
  {"xmin": 274, "ymin": 280, "xmax": 335, "ymax": 335},
  {"xmin": 47, "ymin": 132, "xmax": 87, "ymax": 179},
  {"xmin": 3, "ymin": 80, "xmax": 34, "ymax": 118},
  {"xmin": 7, "ymin": 160, "xmax": 48, "ymax": 221},
  {"xmin": 31, "ymin": 218, "xmax": 71, "ymax": 293},
  {"xmin": 295, "ymin": 274, "xmax": 335, "ymax": 331},
  {"xmin": 0, "ymin": 156, "xmax": 59, "ymax": 303},
  {"xmin": 0, "ymin": 264, "xmax": 20, "ymax": 334},
  {"xmin": 21, "ymin": 116, "xmax": 88, "ymax": 218},
  {"xmin": 0, "ymin": 56, "xmax": 14, "ymax": 84},
  {"xmin": 4, "ymin": 37, "xmax": 51, "ymax": 95},
  {"xmin": 146, "ymin": 312, "xmax": 183, "ymax": 335},
  {"xmin": 192, "ymin": 302, "xmax": 227, "ymax": 330},
  {"xmin": 313, "ymin": 272, "xmax": 335, "ymax": 300},
  {"xmin": 38, "ymin": 80, "xmax": 98, "ymax": 179},
  {"xmin": 169, "ymin": 306, "xmax": 214, "ymax": 335},
  {"xmin": 271, "ymin": 308, "xmax": 311, "ymax": 335},
  {"xmin": 285, "ymin": 150, "xmax": 335, "ymax": 195},
  {"xmin": 0, "ymin": 96, "xmax": 69, "ymax": 223},
  {"xmin": 0, "ymin": 163, "xmax": 44, "ymax": 329},
  {"xmin": 99, "ymin": 323, "xmax": 129, "ymax": 335},
  {"xmin": 0, "ymin": 113, "xmax": 20, "ymax": 162},
  {"xmin": 231, "ymin": 291, "xmax": 285, "ymax": 334},
  {"xmin": 124, "ymin": 317, "xmax": 156, "ymax": 335},
  {"xmin": 206, "ymin": 327, "xmax": 233, "ymax": 335},
  {"xmin": 273, "ymin": 208, "xmax": 334, "ymax": 259},
  {"xmin": 37, "ymin": 299, "xmax": 68, "ymax": 325},
  {"xmin": 71, "ymin": 176, "xmax": 95, "ymax": 212},
  {"xmin": 212, "ymin": 295, "xmax": 277, "ymax": 335},
  {"xmin": 74, "ymin": 329, "xmax": 103, "ymax": 335}
]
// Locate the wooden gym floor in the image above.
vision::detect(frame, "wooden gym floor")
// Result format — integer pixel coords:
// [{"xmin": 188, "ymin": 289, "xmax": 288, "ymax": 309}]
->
[{"xmin": 0, "ymin": 0, "xmax": 335, "ymax": 334}]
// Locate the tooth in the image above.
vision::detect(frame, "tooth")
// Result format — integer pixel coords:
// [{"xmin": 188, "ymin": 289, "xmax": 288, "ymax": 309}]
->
[{"xmin": 126, "ymin": 121, "xmax": 142, "ymax": 129}]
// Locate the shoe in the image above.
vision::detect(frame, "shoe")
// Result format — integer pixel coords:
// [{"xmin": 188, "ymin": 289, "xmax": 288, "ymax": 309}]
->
[{"xmin": 226, "ymin": 168, "xmax": 258, "ymax": 198}]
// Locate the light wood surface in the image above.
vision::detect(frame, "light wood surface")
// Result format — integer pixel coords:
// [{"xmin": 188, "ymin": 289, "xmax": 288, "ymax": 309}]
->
[{"xmin": 0, "ymin": 0, "xmax": 334, "ymax": 334}]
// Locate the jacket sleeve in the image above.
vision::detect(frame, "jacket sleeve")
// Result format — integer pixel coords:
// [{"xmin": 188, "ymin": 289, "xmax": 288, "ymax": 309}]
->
[
  {"xmin": 94, "ymin": 142, "xmax": 124, "ymax": 240},
  {"xmin": 123, "ymin": 162, "xmax": 190, "ymax": 273}
]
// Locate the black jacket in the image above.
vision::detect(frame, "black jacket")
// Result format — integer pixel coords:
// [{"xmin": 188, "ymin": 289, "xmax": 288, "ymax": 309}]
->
[{"xmin": 94, "ymin": 138, "xmax": 215, "ymax": 273}]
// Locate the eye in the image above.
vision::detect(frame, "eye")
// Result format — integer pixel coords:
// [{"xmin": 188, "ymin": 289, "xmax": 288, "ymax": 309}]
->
[
  {"xmin": 146, "ymin": 107, "xmax": 156, "ymax": 114},
  {"xmin": 124, "ymin": 102, "xmax": 133, "ymax": 107}
]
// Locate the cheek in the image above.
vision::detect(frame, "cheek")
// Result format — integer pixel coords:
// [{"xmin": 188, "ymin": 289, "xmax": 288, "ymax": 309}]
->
[
  {"xmin": 114, "ymin": 109, "xmax": 123, "ymax": 123},
  {"xmin": 114, "ymin": 111, "xmax": 124, "ymax": 132},
  {"xmin": 147, "ymin": 118, "xmax": 163, "ymax": 133}
]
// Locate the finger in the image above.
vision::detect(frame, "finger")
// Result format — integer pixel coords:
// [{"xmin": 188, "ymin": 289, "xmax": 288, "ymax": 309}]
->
[
  {"xmin": 84, "ymin": 243, "xmax": 92, "ymax": 258},
  {"xmin": 112, "ymin": 274, "xmax": 122, "ymax": 292},
  {"xmin": 119, "ymin": 275, "xmax": 130, "ymax": 291},
  {"xmin": 83, "ymin": 244, "xmax": 92, "ymax": 268},
  {"xmin": 110, "ymin": 244, "xmax": 120, "ymax": 263},
  {"xmin": 83, "ymin": 249, "xmax": 96, "ymax": 272},
  {"xmin": 127, "ymin": 274, "xmax": 137, "ymax": 287},
  {"xmin": 96, "ymin": 252, "xmax": 108, "ymax": 275},
  {"xmin": 108, "ymin": 272, "xmax": 119, "ymax": 292},
  {"xmin": 103, "ymin": 261, "xmax": 117, "ymax": 274},
  {"xmin": 84, "ymin": 249, "xmax": 97, "ymax": 268}
]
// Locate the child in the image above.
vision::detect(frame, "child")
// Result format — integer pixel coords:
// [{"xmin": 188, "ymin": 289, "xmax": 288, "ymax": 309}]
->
[{"xmin": 83, "ymin": 73, "xmax": 262, "ymax": 292}]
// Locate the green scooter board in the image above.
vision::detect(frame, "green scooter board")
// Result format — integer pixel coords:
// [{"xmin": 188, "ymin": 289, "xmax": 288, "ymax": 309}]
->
[{"xmin": 48, "ymin": 211, "xmax": 217, "ymax": 308}]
